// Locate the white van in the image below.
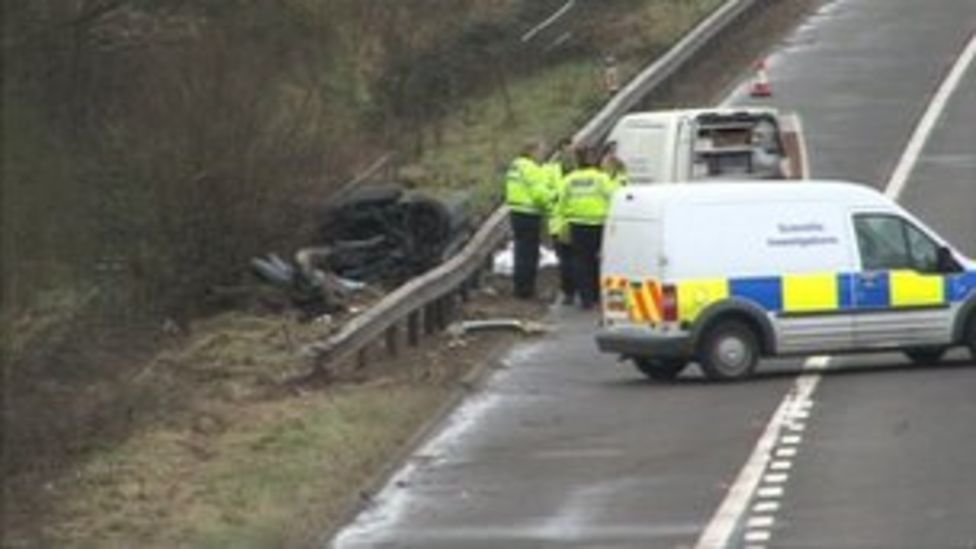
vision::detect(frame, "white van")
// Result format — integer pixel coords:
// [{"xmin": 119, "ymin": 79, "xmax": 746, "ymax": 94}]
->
[
  {"xmin": 606, "ymin": 108, "xmax": 809, "ymax": 184},
  {"xmin": 596, "ymin": 181, "xmax": 976, "ymax": 381}
]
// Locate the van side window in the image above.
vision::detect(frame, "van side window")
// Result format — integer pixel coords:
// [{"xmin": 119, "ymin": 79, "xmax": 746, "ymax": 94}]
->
[
  {"xmin": 905, "ymin": 223, "xmax": 939, "ymax": 272},
  {"xmin": 854, "ymin": 214, "xmax": 940, "ymax": 272}
]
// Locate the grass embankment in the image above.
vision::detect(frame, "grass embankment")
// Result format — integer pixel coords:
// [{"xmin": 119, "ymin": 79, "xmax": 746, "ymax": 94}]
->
[
  {"xmin": 419, "ymin": 0, "xmax": 723, "ymax": 208},
  {"xmin": 11, "ymin": 1, "xmax": 723, "ymax": 546}
]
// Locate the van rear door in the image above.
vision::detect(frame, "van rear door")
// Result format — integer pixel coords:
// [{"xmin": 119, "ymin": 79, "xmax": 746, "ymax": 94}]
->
[
  {"xmin": 611, "ymin": 119, "xmax": 671, "ymax": 184},
  {"xmin": 602, "ymin": 216, "xmax": 664, "ymax": 326}
]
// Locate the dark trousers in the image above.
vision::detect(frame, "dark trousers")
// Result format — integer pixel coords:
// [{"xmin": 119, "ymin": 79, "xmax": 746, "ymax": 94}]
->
[
  {"xmin": 570, "ymin": 223, "xmax": 603, "ymax": 308},
  {"xmin": 510, "ymin": 211, "xmax": 542, "ymax": 299},
  {"xmin": 554, "ymin": 240, "xmax": 576, "ymax": 300}
]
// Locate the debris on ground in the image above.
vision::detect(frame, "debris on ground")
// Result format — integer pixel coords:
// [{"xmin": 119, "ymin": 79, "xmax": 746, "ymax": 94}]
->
[
  {"xmin": 447, "ymin": 319, "xmax": 551, "ymax": 339},
  {"xmin": 250, "ymin": 253, "xmax": 355, "ymax": 318},
  {"xmin": 319, "ymin": 185, "xmax": 474, "ymax": 284},
  {"xmin": 492, "ymin": 241, "xmax": 559, "ymax": 276},
  {"xmin": 250, "ymin": 185, "xmax": 475, "ymax": 317}
]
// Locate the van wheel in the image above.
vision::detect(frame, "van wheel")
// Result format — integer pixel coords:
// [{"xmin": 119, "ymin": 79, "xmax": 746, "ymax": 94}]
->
[
  {"xmin": 904, "ymin": 347, "xmax": 947, "ymax": 364},
  {"xmin": 966, "ymin": 319, "xmax": 976, "ymax": 361},
  {"xmin": 634, "ymin": 358, "xmax": 687, "ymax": 382},
  {"xmin": 699, "ymin": 320, "xmax": 759, "ymax": 381}
]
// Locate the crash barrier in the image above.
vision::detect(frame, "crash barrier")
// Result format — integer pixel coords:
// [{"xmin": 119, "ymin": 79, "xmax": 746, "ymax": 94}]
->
[{"xmin": 309, "ymin": 0, "xmax": 760, "ymax": 372}]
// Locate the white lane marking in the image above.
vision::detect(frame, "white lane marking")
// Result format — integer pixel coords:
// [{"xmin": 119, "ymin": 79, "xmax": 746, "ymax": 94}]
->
[
  {"xmin": 693, "ymin": 356, "xmax": 827, "ymax": 549},
  {"xmin": 757, "ymin": 485, "xmax": 785, "ymax": 499},
  {"xmin": 770, "ymin": 460, "xmax": 793, "ymax": 471},
  {"xmin": 745, "ymin": 530, "xmax": 772, "ymax": 542},
  {"xmin": 775, "ymin": 447, "xmax": 799, "ymax": 458},
  {"xmin": 753, "ymin": 501, "xmax": 781, "ymax": 514},
  {"xmin": 748, "ymin": 516, "xmax": 775, "ymax": 529},
  {"xmin": 521, "ymin": 0, "xmax": 576, "ymax": 43},
  {"xmin": 886, "ymin": 33, "xmax": 976, "ymax": 199},
  {"xmin": 788, "ymin": 409, "xmax": 811, "ymax": 419},
  {"xmin": 781, "ymin": 434, "xmax": 803, "ymax": 445},
  {"xmin": 764, "ymin": 473, "xmax": 790, "ymax": 484}
]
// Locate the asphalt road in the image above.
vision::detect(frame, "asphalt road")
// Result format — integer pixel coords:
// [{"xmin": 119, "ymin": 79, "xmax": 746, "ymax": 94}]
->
[{"xmin": 332, "ymin": 1, "xmax": 976, "ymax": 547}]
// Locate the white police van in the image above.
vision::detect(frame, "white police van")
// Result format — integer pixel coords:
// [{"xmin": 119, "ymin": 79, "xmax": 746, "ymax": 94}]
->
[
  {"xmin": 596, "ymin": 181, "xmax": 976, "ymax": 381},
  {"xmin": 606, "ymin": 108, "xmax": 809, "ymax": 184}
]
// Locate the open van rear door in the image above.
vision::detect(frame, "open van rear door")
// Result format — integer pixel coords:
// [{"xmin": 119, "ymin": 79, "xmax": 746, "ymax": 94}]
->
[
  {"xmin": 689, "ymin": 109, "xmax": 809, "ymax": 181},
  {"xmin": 778, "ymin": 111, "xmax": 810, "ymax": 179}
]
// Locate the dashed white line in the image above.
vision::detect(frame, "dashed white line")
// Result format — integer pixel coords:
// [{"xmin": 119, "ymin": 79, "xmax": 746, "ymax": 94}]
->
[
  {"xmin": 764, "ymin": 473, "xmax": 790, "ymax": 484},
  {"xmin": 757, "ymin": 485, "xmax": 785, "ymax": 499},
  {"xmin": 753, "ymin": 501, "xmax": 781, "ymax": 514},
  {"xmin": 775, "ymin": 447, "xmax": 798, "ymax": 458},
  {"xmin": 781, "ymin": 435, "xmax": 803, "ymax": 445},
  {"xmin": 744, "ymin": 530, "xmax": 772, "ymax": 542},
  {"xmin": 693, "ymin": 355, "xmax": 827, "ymax": 549},
  {"xmin": 748, "ymin": 516, "xmax": 776, "ymax": 529}
]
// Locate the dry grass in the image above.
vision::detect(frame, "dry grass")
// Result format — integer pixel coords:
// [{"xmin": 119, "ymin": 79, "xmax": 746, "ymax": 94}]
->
[
  {"xmin": 42, "ymin": 382, "xmax": 446, "ymax": 548},
  {"xmin": 10, "ymin": 276, "xmax": 549, "ymax": 548}
]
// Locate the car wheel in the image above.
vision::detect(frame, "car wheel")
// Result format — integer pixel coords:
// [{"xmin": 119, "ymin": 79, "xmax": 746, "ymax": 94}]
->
[
  {"xmin": 967, "ymin": 318, "xmax": 976, "ymax": 362},
  {"xmin": 904, "ymin": 347, "xmax": 947, "ymax": 364},
  {"xmin": 699, "ymin": 320, "xmax": 760, "ymax": 381},
  {"xmin": 634, "ymin": 358, "xmax": 688, "ymax": 382}
]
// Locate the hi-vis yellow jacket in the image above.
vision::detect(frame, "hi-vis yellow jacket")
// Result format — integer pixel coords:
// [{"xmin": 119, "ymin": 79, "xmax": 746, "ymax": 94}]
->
[
  {"xmin": 559, "ymin": 167, "xmax": 620, "ymax": 226},
  {"xmin": 505, "ymin": 156, "xmax": 552, "ymax": 215},
  {"xmin": 545, "ymin": 161, "xmax": 570, "ymax": 241}
]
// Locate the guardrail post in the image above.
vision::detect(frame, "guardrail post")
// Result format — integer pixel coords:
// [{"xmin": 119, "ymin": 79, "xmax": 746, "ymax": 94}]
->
[
  {"xmin": 385, "ymin": 324, "xmax": 399, "ymax": 357},
  {"xmin": 447, "ymin": 292, "xmax": 460, "ymax": 322},
  {"xmin": 357, "ymin": 347, "xmax": 368, "ymax": 370},
  {"xmin": 408, "ymin": 311, "xmax": 420, "ymax": 347},
  {"xmin": 424, "ymin": 303, "xmax": 436, "ymax": 335}
]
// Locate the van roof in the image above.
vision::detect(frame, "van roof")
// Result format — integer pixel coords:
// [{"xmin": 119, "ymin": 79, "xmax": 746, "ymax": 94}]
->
[
  {"xmin": 612, "ymin": 180, "xmax": 890, "ymax": 218},
  {"xmin": 617, "ymin": 107, "xmax": 780, "ymax": 124}
]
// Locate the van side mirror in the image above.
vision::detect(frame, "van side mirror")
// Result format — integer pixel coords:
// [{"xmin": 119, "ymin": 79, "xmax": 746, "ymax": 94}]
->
[{"xmin": 937, "ymin": 246, "xmax": 963, "ymax": 273}]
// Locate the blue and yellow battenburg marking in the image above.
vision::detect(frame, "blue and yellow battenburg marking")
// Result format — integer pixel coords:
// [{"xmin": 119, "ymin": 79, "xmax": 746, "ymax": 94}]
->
[{"xmin": 603, "ymin": 271, "xmax": 976, "ymax": 324}]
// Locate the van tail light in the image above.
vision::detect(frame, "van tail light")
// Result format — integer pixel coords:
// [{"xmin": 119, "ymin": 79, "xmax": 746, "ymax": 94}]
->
[{"xmin": 661, "ymin": 284, "xmax": 679, "ymax": 323}]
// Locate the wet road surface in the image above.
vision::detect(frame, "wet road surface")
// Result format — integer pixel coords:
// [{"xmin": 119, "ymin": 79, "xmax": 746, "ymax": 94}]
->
[{"xmin": 333, "ymin": 1, "xmax": 976, "ymax": 547}]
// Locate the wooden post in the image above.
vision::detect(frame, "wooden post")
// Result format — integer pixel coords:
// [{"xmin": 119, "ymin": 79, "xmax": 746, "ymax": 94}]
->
[
  {"xmin": 357, "ymin": 347, "xmax": 368, "ymax": 370},
  {"xmin": 424, "ymin": 303, "xmax": 436, "ymax": 335},
  {"xmin": 385, "ymin": 324, "xmax": 399, "ymax": 357},
  {"xmin": 408, "ymin": 311, "xmax": 420, "ymax": 347},
  {"xmin": 434, "ymin": 298, "xmax": 446, "ymax": 330}
]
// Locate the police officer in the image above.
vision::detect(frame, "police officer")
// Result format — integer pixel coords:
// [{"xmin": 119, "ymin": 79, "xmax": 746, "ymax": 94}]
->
[
  {"xmin": 600, "ymin": 140, "xmax": 628, "ymax": 187},
  {"xmin": 506, "ymin": 139, "xmax": 552, "ymax": 299},
  {"xmin": 547, "ymin": 138, "xmax": 577, "ymax": 305},
  {"xmin": 559, "ymin": 146, "xmax": 621, "ymax": 309}
]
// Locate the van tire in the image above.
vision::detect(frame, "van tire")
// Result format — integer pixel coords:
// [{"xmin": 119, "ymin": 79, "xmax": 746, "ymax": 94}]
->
[
  {"xmin": 699, "ymin": 320, "xmax": 759, "ymax": 381},
  {"xmin": 904, "ymin": 347, "xmax": 947, "ymax": 364},
  {"xmin": 634, "ymin": 358, "xmax": 687, "ymax": 382},
  {"xmin": 966, "ymin": 319, "xmax": 976, "ymax": 361}
]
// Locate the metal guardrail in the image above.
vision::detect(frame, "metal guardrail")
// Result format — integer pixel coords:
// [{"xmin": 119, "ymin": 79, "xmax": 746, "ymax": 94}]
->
[{"xmin": 309, "ymin": 0, "xmax": 758, "ymax": 372}]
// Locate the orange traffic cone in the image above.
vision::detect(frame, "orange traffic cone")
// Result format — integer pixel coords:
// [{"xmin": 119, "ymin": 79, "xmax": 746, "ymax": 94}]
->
[{"xmin": 750, "ymin": 59, "xmax": 773, "ymax": 97}]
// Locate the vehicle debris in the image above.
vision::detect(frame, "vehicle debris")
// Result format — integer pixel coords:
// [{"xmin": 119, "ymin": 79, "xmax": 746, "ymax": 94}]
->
[
  {"xmin": 447, "ymin": 319, "xmax": 550, "ymax": 338},
  {"xmin": 319, "ymin": 185, "xmax": 474, "ymax": 285},
  {"xmin": 251, "ymin": 185, "xmax": 474, "ymax": 317},
  {"xmin": 492, "ymin": 242, "xmax": 559, "ymax": 276}
]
